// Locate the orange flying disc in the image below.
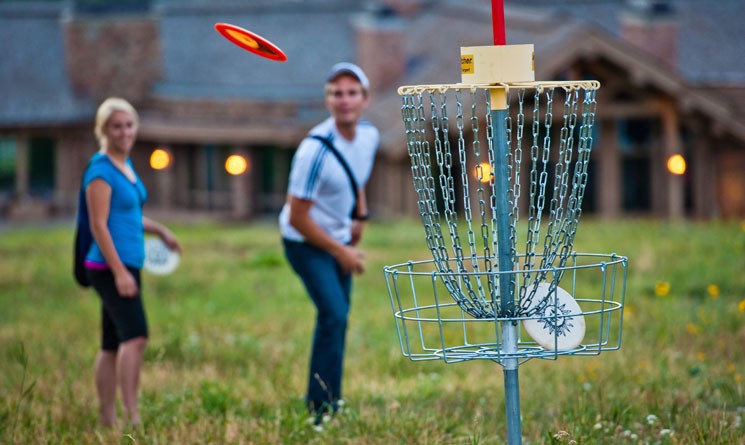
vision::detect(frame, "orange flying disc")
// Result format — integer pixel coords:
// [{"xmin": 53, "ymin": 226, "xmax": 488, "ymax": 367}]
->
[{"xmin": 215, "ymin": 22, "xmax": 287, "ymax": 62}]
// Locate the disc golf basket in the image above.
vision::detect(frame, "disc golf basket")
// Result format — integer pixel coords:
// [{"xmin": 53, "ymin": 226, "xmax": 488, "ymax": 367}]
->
[{"xmin": 383, "ymin": 2, "xmax": 627, "ymax": 444}]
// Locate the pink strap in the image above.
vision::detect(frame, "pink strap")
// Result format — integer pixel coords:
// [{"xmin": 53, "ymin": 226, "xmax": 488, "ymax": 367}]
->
[{"xmin": 84, "ymin": 260, "xmax": 109, "ymax": 271}]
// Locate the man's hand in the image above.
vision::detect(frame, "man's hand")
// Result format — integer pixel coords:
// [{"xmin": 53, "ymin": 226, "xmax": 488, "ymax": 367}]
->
[
  {"xmin": 350, "ymin": 220, "xmax": 365, "ymax": 246},
  {"xmin": 332, "ymin": 244, "xmax": 366, "ymax": 275},
  {"xmin": 288, "ymin": 196, "xmax": 367, "ymax": 274}
]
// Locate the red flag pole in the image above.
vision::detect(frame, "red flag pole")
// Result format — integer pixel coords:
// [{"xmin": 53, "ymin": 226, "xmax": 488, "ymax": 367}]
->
[{"xmin": 492, "ymin": 0, "xmax": 506, "ymax": 45}]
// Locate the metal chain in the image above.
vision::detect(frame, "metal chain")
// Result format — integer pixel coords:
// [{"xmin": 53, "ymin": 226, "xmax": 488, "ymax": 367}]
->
[
  {"xmin": 485, "ymin": 90, "xmax": 502, "ymax": 314},
  {"xmin": 541, "ymin": 88, "xmax": 578, "ymax": 271},
  {"xmin": 403, "ymin": 93, "xmax": 440, "ymax": 263},
  {"xmin": 522, "ymin": 89, "xmax": 542, "ymax": 280},
  {"xmin": 520, "ymin": 88, "xmax": 556, "ymax": 313},
  {"xmin": 457, "ymin": 90, "xmax": 492, "ymax": 313},
  {"xmin": 472, "ymin": 89, "xmax": 497, "ymax": 311},
  {"xmin": 434, "ymin": 91, "xmax": 463, "ymax": 269}
]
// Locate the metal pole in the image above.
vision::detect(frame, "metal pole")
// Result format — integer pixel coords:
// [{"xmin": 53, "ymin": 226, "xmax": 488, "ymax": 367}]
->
[
  {"xmin": 489, "ymin": 4, "xmax": 522, "ymax": 441},
  {"xmin": 491, "ymin": 100, "xmax": 522, "ymax": 445}
]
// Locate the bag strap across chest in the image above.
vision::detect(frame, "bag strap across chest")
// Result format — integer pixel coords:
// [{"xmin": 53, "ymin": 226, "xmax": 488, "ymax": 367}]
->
[{"xmin": 309, "ymin": 135, "xmax": 359, "ymax": 219}]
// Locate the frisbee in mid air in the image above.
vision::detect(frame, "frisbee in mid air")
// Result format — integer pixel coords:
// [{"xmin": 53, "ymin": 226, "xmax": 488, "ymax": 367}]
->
[
  {"xmin": 144, "ymin": 237, "xmax": 180, "ymax": 275},
  {"xmin": 214, "ymin": 22, "xmax": 287, "ymax": 62},
  {"xmin": 522, "ymin": 283, "xmax": 585, "ymax": 351}
]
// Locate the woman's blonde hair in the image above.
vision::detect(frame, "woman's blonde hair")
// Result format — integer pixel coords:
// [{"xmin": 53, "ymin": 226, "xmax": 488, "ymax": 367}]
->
[{"xmin": 94, "ymin": 97, "xmax": 139, "ymax": 145}]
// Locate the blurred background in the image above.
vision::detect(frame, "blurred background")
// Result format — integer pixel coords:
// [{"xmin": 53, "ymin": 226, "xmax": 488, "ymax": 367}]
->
[{"xmin": 1, "ymin": 0, "xmax": 744, "ymax": 222}]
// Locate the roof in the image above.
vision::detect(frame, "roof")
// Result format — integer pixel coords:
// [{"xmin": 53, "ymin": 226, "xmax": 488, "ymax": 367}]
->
[
  {"xmin": 140, "ymin": 0, "xmax": 374, "ymax": 141},
  {"xmin": 0, "ymin": 2, "xmax": 94, "ymax": 127},
  {"xmin": 152, "ymin": 0, "xmax": 368, "ymax": 101},
  {"xmin": 516, "ymin": 0, "xmax": 745, "ymax": 85},
  {"xmin": 368, "ymin": 0, "xmax": 745, "ymax": 155},
  {"xmin": 1, "ymin": 0, "xmax": 744, "ymax": 144}
]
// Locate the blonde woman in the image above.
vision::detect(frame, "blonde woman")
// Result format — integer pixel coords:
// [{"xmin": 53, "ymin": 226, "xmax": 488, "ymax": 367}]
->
[{"xmin": 84, "ymin": 97, "xmax": 180, "ymax": 427}]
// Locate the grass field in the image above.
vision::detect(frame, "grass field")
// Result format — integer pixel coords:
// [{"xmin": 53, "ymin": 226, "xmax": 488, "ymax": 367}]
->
[{"xmin": 1, "ymin": 217, "xmax": 744, "ymax": 444}]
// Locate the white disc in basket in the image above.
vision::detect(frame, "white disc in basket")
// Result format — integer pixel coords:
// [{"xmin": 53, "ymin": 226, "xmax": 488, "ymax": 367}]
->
[
  {"xmin": 522, "ymin": 282, "xmax": 585, "ymax": 351},
  {"xmin": 144, "ymin": 237, "xmax": 180, "ymax": 275}
]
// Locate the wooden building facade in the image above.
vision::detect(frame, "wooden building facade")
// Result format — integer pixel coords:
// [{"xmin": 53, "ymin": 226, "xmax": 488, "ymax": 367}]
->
[{"xmin": 2, "ymin": 0, "xmax": 744, "ymax": 221}]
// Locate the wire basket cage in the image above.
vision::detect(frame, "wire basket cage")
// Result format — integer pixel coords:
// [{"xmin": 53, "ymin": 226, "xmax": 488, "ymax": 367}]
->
[
  {"xmin": 385, "ymin": 81, "xmax": 628, "ymax": 364},
  {"xmin": 385, "ymin": 252, "xmax": 627, "ymax": 364}
]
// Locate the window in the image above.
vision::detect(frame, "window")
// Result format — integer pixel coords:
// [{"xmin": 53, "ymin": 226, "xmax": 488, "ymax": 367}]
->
[
  {"xmin": 29, "ymin": 137, "xmax": 55, "ymax": 199},
  {"xmin": 618, "ymin": 118, "xmax": 656, "ymax": 155},
  {"xmin": 0, "ymin": 138, "xmax": 15, "ymax": 196}
]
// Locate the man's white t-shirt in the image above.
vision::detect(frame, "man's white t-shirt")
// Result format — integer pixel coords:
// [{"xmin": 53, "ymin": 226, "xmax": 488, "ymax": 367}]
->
[{"xmin": 279, "ymin": 117, "xmax": 379, "ymax": 244}]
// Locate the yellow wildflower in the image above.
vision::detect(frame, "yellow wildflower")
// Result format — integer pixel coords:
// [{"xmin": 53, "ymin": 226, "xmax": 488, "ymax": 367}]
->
[
  {"xmin": 738, "ymin": 299, "xmax": 745, "ymax": 313},
  {"xmin": 624, "ymin": 305, "xmax": 634, "ymax": 318},
  {"xmin": 583, "ymin": 367, "xmax": 598, "ymax": 381},
  {"xmin": 696, "ymin": 352, "xmax": 706, "ymax": 362},
  {"xmin": 654, "ymin": 281, "xmax": 671, "ymax": 297},
  {"xmin": 707, "ymin": 284, "xmax": 720, "ymax": 299},
  {"xmin": 685, "ymin": 323, "xmax": 701, "ymax": 335}
]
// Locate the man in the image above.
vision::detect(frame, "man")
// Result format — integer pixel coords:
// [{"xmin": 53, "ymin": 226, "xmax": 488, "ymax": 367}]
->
[{"xmin": 279, "ymin": 62, "xmax": 379, "ymax": 426}]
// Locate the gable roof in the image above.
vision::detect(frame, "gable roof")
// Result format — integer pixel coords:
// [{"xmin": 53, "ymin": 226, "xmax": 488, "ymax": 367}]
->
[
  {"xmin": 524, "ymin": 0, "xmax": 745, "ymax": 86},
  {"xmin": 370, "ymin": 0, "xmax": 745, "ymax": 154},
  {"xmin": 538, "ymin": 25, "xmax": 745, "ymax": 140}
]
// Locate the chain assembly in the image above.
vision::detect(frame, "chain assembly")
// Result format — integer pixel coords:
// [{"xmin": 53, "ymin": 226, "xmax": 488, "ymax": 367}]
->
[{"xmin": 399, "ymin": 82, "xmax": 600, "ymax": 319}]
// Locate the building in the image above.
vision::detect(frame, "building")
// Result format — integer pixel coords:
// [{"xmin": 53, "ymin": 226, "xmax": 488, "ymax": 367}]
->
[{"xmin": 1, "ymin": 0, "xmax": 744, "ymax": 221}]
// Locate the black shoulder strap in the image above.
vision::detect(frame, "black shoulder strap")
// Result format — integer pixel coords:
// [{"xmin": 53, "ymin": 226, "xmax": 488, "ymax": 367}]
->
[
  {"xmin": 310, "ymin": 135, "xmax": 359, "ymax": 218},
  {"xmin": 77, "ymin": 158, "xmax": 94, "ymax": 223}
]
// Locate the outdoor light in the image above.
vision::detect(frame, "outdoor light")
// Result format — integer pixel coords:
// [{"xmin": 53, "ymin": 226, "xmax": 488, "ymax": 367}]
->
[
  {"xmin": 474, "ymin": 161, "xmax": 493, "ymax": 183},
  {"xmin": 150, "ymin": 148, "xmax": 172, "ymax": 170},
  {"xmin": 666, "ymin": 154, "xmax": 686, "ymax": 175},
  {"xmin": 225, "ymin": 154, "xmax": 248, "ymax": 175}
]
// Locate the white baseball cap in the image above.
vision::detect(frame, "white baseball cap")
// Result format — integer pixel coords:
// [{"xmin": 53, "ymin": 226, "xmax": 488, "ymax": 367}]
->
[{"xmin": 326, "ymin": 62, "xmax": 370, "ymax": 90}]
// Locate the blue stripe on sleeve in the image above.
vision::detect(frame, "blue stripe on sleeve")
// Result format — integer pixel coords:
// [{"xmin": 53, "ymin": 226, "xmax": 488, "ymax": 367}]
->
[{"xmin": 304, "ymin": 144, "xmax": 326, "ymax": 197}]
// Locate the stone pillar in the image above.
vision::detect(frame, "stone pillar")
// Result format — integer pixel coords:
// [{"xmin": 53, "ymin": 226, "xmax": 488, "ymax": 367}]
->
[
  {"xmin": 55, "ymin": 132, "xmax": 93, "ymax": 213},
  {"xmin": 155, "ymin": 152, "xmax": 175, "ymax": 211},
  {"xmin": 692, "ymin": 134, "xmax": 716, "ymax": 218},
  {"xmin": 620, "ymin": 0, "xmax": 678, "ymax": 71},
  {"xmin": 661, "ymin": 105, "xmax": 684, "ymax": 219},
  {"xmin": 230, "ymin": 148, "xmax": 252, "ymax": 219},
  {"xmin": 354, "ymin": 7, "xmax": 405, "ymax": 96},
  {"xmin": 597, "ymin": 119, "xmax": 621, "ymax": 218},
  {"xmin": 62, "ymin": 14, "xmax": 162, "ymax": 103}
]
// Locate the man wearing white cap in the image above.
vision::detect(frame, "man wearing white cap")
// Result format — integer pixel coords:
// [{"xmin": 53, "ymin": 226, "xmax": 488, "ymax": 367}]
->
[{"xmin": 279, "ymin": 62, "xmax": 379, "ymax": 427}]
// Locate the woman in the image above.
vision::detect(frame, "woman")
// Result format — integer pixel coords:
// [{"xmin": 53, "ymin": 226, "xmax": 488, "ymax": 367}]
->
[{"xmin": 84, "ymin": 97, "xmax": 181, "ymax": 427}]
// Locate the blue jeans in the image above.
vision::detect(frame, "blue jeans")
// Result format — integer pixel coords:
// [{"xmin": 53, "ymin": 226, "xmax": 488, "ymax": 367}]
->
[{"xmin": 283, "ymin": 239, "xmax": 352, "ymax": 414}]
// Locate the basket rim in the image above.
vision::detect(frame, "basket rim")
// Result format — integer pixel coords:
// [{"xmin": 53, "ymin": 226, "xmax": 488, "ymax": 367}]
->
[
  {"xmin": 397, "ymin": 80, "xmax": 601, "ymax": 95},
  {"xmin": 383, "ymin": 252, "xmax": 628, "ymax": 276}
]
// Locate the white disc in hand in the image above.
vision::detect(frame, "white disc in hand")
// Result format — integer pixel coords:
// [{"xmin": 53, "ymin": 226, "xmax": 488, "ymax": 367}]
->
[
  {"xmin": 522, "ymin": 282, "xmax": 585, "ymax": 351},
  {"xmin": 144, "ymin": 237, "xmax": 180, "ymax": 275}
]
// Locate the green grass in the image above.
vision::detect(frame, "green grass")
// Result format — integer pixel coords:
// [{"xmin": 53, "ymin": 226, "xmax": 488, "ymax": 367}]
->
[{"xmin": 1, "ymin": 218, "xmax": 744, "ymax": 444}]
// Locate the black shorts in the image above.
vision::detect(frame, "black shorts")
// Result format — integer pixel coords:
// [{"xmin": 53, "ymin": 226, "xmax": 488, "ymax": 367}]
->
[{"xmin": 88, "ymin": 267, "xmax": 148, "ymax": 351}]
